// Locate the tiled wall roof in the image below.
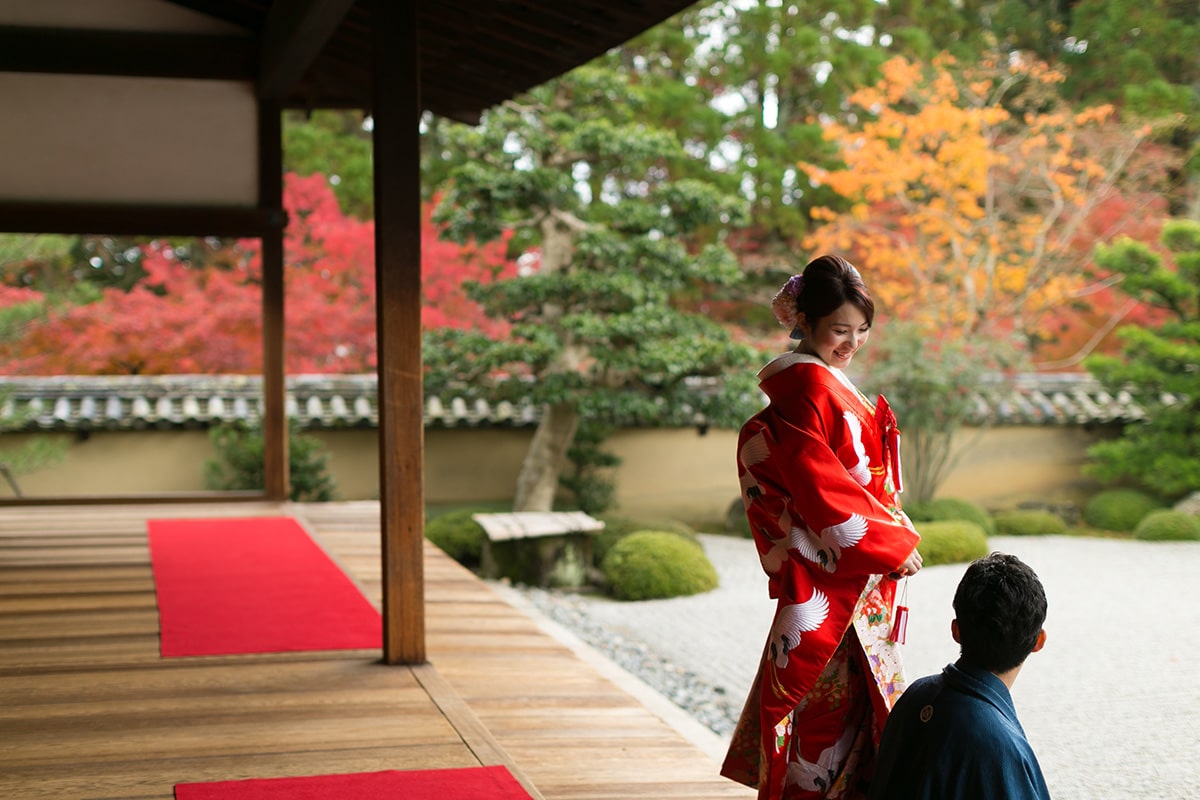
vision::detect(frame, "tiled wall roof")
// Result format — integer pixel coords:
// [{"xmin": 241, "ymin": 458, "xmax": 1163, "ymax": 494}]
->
[
  {"xmin": 0, "ymin": 372, "xmax": 1166, "ymax": 433},
  {"xmin": 966, "ymin": 373, "xmax": 1159, "ymax": 426},
  {"xmin": 0, "ymin": 375, "xmax": 537, "ymax": 432}
]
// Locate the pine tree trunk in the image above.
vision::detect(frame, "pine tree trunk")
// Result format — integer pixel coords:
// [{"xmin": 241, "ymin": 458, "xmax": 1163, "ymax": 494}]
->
[{"xmin": 513, "ymin": 402, "xmax": 581, "ymax": 512}]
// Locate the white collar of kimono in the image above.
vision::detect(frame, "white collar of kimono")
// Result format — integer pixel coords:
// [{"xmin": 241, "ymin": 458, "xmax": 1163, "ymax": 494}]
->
[{"xmin": 757, "ymin": 350, "xmax": 864, "ymax": 398}]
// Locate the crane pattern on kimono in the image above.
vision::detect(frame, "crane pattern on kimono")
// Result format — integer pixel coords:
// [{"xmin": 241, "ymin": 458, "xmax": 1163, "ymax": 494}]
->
[
  {"xmin": 768, "ymin": 588, "xmax": 830, "ymax": 669},
  {"xmin": 794, "ymin": 513, "xmax": 869, "ymax": 573},
  {"xmin": 737, "ymin": 428, "xmax": 770, "ymax": 509},
  {"xmin": 842, "ymin": 411, "xmax": 872, "ymax": 486},
  {"xmin": 787, "ymin": 724, "xmax": 858, "ymax": 793}
]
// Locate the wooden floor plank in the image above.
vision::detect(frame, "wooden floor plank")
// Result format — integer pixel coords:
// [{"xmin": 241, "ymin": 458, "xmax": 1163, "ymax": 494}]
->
[
  {"xmin": 0, "ymin": 501, "xmax": 750, "ymax": 800},
  {"xmin": 304, "ymin": 502, "xmax": 753, "ymax": 800}
]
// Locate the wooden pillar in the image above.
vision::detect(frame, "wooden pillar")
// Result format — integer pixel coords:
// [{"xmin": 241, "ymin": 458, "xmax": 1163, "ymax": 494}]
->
[
  {"xmin": 259, "ymin": 101, "xmax": 289, "ymax": 503},
  {"xmin": 372, "ymin": 0, "xmax": 425, "ymax": 664}
]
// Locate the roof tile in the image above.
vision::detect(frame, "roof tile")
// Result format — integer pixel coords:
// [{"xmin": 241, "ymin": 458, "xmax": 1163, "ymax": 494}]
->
[{"xmin": 0, "ymin": 372, "xmax": 1159, "ymax": 433}]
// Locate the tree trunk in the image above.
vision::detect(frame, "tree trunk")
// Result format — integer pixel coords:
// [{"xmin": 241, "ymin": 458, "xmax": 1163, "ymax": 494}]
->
[
  {"xmin": 510, "ymin": 213, "xmax": 586, "ymax": 512},
  {"xmin": 513, "ymin": 402, "xmax": 581, "ymax": 511}
]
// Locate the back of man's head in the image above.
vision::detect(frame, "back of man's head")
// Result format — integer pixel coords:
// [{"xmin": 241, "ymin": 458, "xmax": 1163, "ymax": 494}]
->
[{"xmin": 953, "ymin": 552, "xmax": 1047, "ymax": 674}]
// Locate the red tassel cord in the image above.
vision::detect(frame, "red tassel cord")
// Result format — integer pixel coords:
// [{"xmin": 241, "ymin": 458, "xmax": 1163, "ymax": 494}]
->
[
  {"xmin": 875, "ymin": 393, "xmax": 904, "ymax": 495},
  {"xmin": 889, "ymin": 578, "xmax": 909, "ymax": 644}
]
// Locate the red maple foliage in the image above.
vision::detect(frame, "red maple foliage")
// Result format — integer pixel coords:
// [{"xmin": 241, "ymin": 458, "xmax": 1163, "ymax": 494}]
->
[
  {"xmin": 0, "ymin": 176, "xmax": 516, "ymax": 375},
  {"xmin": 1031, "ymin": 192, "xmax": 1170, "ymax": 369},
  {"xmin": 420, "ymin": 199, "xmax": 515, "ymax": 337}
]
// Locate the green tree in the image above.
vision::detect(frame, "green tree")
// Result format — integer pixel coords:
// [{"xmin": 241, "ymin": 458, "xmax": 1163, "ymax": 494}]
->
[
  {"xmin": 0, "ymin": 294, "xmax": 68, "ymax": 495},
  {"xmin": 283, "ymin": 110, "xmax": 375, "ymax": 219},
  {"xmin": 615, "ymin": 0, "xmax": 997, "ymax": 272},
  {"xmin": 0, "ymin": 389, "xmax": 67, "ymax": 498},
  {"xmin": 858, "ymin": 322, "xmax": 1019, "ymax": 503},
  {"xmin": 1084, "ymin": 219, "xmax": 1200, "ymax": 499},
  {"xmin": 1060, "ymin": 0, "xmax": 1200, "ymax": 218},
  {"xmin": 428, "ymin": 64, "xmax": 759, "ymax": 512},
  {"xmin": 988, "ymin": 0, "xmax": 1199, "ymax": 217},
  {"xmin": 205, "ymin": 420, "xmax": 336, "ymax": 502}
]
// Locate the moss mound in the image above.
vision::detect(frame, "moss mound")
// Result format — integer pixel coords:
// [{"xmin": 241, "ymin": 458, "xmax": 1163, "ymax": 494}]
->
[
  {"xmin": 424, "ymin": 508, "xmax": 487, "ymax": 567},
  {"xmin": 915, "ymin": 520, "xmax": 989, "ymax": 566},
  {"xmin": 1083, "ymin": 488, "xmax": 1164, "ymax": 532},
  {"xmin": 905, "ymin": 497, "xmax": 995, "ymax": 536},
  {"xmin": 600, "ymin": 530, "xmax": 718, "ymax": 601},
  {"xmin": 1134, "ymin": 509, "xmax": 1200, "ymax": 541},
  {"xmin": 724, "ymin": 497, "xmax": 753, "ymax": 538},
  {"xmin": 593, "ymin": 515, "xmax": 696, "ymax": 563},
  {"xmin": 993, "ymin": 509, "xmax": 1068, "ymax": 537}
]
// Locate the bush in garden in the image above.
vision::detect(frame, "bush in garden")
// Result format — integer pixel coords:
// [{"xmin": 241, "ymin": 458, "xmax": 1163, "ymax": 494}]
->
[
  {"xmin": 424, "ymin": 508, "xmax": 488, "ymax": 567},
  {"xmin": 725, "ymin": 497, "xmax": 753, "ymax": 538},
  {"xmin": 992, "ymin": 509, "xmax": 1068, "ymax": 536},
  {"xmin": 1082, "ymin": 488, "xmax": 1164, "ymax": 532},
  {"xmin": 205, "ymin": 420, "xmax": 335, "ymax": 502},
  {"xmin": 593, "ymin": 515, "xmax": 696, "ymax": 563},
  {"xmin": 915, "ymin": 521, "xmax": 989, "ymax": 566},
  {"xmin": 600, "ymin": 530, "xmax": 718, "ymax": 601},
  {"xmin": 1134, "ymin": 509, "xmax": 1200, "ymax": 541},
  {"xmin": 905, "ymin": 497, "xmax": 995, "ymax": 536}
]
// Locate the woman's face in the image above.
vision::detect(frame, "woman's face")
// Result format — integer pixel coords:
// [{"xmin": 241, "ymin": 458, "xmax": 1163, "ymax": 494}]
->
[{"xmin": 798, "ymin": 302, "xmax": 871, "ymax": 369}]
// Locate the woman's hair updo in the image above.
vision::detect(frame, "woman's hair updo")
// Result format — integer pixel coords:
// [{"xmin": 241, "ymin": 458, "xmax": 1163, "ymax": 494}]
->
[{"xmin": 771, "ymin": 254, "xmax": 875, "ymax": 340}]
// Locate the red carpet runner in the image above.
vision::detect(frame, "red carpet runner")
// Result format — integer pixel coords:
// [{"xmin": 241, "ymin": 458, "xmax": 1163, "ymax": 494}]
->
[
  {"xmin": 174, "ymin": 767, "xmax": 534, "ymax": 800},
  {"xmin": 147, "ymin": 516, "xmax": 381, "ymax": 657}
]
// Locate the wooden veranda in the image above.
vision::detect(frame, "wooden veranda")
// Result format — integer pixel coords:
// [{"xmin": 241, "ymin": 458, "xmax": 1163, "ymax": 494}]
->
[
  {"xmin": 0, "ymin": 502, "xmax": 755, "ymax": 800},
  {"xmin": 1, "ymin": 0, "xmax": 706, "ymax": 667}
]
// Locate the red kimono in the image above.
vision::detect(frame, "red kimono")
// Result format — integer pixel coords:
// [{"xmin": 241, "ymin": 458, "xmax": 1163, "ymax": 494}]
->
[{"xmin": 721, "ymin": 352, "xmax": 920, "ymax": 800}]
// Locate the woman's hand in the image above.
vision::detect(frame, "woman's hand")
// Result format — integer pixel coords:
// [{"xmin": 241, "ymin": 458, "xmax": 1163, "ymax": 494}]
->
[{"xmin": 889, "ymin": 548, "xmax": 923, "ymax": 579}]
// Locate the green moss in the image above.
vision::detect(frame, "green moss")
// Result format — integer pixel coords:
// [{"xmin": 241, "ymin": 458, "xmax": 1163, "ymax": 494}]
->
[
  {"xmin": 724, "ymin": 497, "xmax": 753, "ymax": 538},
  {"xmin": 600, "ymin": 530, "xmax": 718, "ymax": 601},
  {"xmin": 1082, "ymin": 488, "xmax": 1165, "ymax": 532},
  {"xmin": 993, "ymin": 509, "xmax": 1068, "ymax": 536},
  {"xmin": 424, "ymin": 508, "xmax": 487, "ymax": 567},
  {"xmin": 593, "ymin": 515, "xmax": 696, "ymax": 563},
  {"xmin": 1134, "ymin": 509, "xmax": 1200, "ymax": 541},
  {"xmin": 915, "ymin": 520, "xmax": 989, "ymax": 566},
  {"xmin": 905, "ymin": 497, "xmax": 995, "ymax": 536}
]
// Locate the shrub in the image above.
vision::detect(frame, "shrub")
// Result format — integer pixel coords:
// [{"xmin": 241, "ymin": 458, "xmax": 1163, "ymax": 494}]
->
[
  {"xmin": 725, "ymin": 497, "xmax": 752, "ymax": 538},
  {"xmin": 424, "ymin": 508, "xmax": 488, "ymax": 567},
  {"xmin": 915, "ymin": 521, "xmax": 989, "ymax": 567},
  {"xmin": 905, "ymin": 497, "xmax": 995, "ymax": 536},
  {"xmin": 993, "ymin": 509, "xmax": 1068, "ymax": 536},
  {"xmin": 600, "ymin": 530, "xmax": 718, "ymax": 601},
  {"xmin": 1134, "ymin": 510, "xmax": 1200, "ymax": 542},
  {"xmin": 593, "ymin": 515, "xmax": 696, "ymax": 563},
  {"xmin": 1082, "ymin": 488, "xmax": 1164, "ymax": 532},
  {"xmin": 205, "ymin": 420, "xmax": 335, "ymax": 502}
]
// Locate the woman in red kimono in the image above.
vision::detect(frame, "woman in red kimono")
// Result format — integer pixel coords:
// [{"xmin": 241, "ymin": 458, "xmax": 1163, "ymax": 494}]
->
[{"xmin": 721, "ymin": 254, "xmax": 922, "ymax": 800}]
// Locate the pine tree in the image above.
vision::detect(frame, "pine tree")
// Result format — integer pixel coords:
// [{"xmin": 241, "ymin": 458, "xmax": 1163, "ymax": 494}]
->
[
  {"xmin": 428, "ymin": 64, "xmax": 759, "ymax": 512},
  {"xmin": 1085, "ymin": 219, "xmax": 1200, "ymax": 499}
]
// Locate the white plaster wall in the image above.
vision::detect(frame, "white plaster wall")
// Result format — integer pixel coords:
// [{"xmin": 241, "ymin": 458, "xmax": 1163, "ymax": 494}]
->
[{"xmin": 1, "ymin": 73, "xmax": 258, "ymax": 206}]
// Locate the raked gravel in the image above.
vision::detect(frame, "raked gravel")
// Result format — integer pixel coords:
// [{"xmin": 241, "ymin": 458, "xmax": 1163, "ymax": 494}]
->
[{"xmin": 501, "ymin": 532, "xmax": 1200, "ymax": 800}]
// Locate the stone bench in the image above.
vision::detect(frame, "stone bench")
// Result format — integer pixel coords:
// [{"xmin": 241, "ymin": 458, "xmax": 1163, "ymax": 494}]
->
[{"xmin": 472, "ymin": 511, "xmax": 606, "ymax": 588}]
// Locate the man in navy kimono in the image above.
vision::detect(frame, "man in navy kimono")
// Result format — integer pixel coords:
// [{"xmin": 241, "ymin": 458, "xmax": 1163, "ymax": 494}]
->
[{"xmin": 867, "ymin": 552, "xmax": 1051, "ymax": 799}]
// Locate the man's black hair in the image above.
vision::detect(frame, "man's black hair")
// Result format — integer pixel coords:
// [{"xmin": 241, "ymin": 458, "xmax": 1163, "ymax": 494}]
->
[{"xmin": 953, "ymin": 552, "xmax": 1047, "ymax": 673}]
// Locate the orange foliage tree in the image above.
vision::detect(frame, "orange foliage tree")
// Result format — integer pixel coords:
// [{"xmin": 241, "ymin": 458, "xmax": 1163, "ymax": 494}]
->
[{"xmin": 798, "ymin": 52, "xmax": 1153, "ymax": 358}]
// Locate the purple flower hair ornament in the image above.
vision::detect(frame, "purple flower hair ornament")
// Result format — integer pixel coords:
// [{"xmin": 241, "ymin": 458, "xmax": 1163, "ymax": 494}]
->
[{"xmin": 771, "ymin": 274, "xmax": 806, "ymax": 340}]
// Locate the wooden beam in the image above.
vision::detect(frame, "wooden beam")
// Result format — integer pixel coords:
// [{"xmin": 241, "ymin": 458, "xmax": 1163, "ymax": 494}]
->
[
  {"xmin": 259, "ymin": 0, "xmax": 358, "ymax": 99},
  {"xmin": 0, "ymin": 26, "xmax": 254, "ymax": 81},
  {"xmin": 0, "ymin": 203, "xmax": 284, "ymax": 237},
  {"xmin": 0, "ymin": 491, "xmax": 266, "ymax": 507},
  {"xmin": 372, "ymin": 0, "xmax": 425, "ymax": 665},
  {"xmin": 259, "ymin": 102, "xmax": 289, "ymax": 503}
]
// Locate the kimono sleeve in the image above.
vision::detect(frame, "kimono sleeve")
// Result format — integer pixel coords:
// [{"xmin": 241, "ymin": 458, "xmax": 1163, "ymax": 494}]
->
[{"xmin": 776, "ymin": 422, "xmax": 919, "ymax": 579}]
